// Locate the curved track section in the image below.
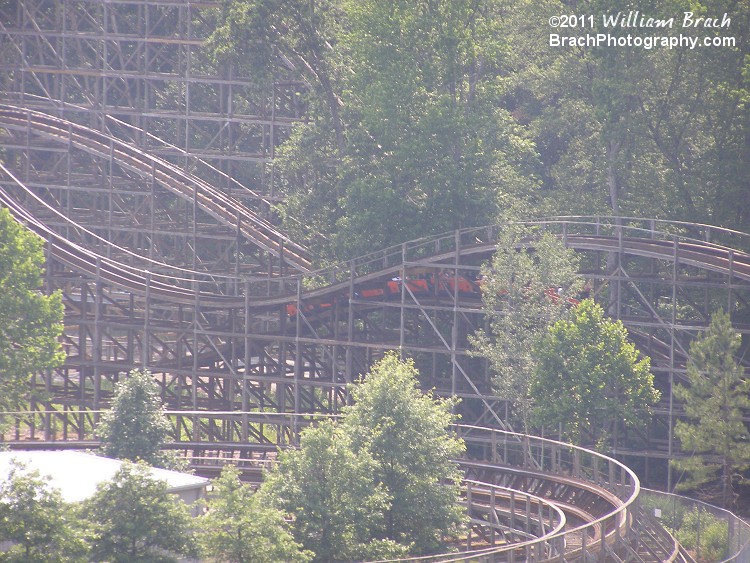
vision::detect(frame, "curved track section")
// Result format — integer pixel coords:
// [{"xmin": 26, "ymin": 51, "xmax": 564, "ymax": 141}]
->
[
  {"xmin": 0, "ymin": 104, "xmax": 311, "ymax": 273},
  {"xmin": 450, "ymin": 425, "xmax": 663, "ymax": 563}
]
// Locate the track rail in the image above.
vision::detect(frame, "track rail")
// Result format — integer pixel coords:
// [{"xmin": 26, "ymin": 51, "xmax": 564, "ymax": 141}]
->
[
  {"xmin": 5, "ymin": 166, "xmax": 750, "ymax": 313},
  {"xmin": 0, "ymin": 166, "xmax": 243, "ymax": 306},
  {"xmin": 0, "ymin": 104, "xmax": 311, "ymax": 273}
]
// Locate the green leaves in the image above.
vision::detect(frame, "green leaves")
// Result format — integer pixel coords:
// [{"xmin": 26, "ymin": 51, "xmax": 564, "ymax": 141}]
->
[
  {"xmin": 208, "ymin": 0, "xmax": 750, "ymax": 255},
  {"xmin": 82, "ymin": 462, "xmax": 197, "ymax": 562},
  {"xmin": 199, "ymin": 465, "xmax": 311, "ymax": 563},
  {"xmin": 343, "ymin": 352, "xmax": 465, "ymax": 554},
  {"xmin": 96, "ymin": 369, "xmax": 180, "ymax": 470},
  {"xmin": 671, "ymin": 507, "xmax": 729, "ymax": 563},
  {"xmin": 672, "ymin": 309, "xmax": 750, "ymax": 507},
  {"xmin": 1, "ymin": 461, "xmax": 319, "ymax": 563},
  {"xmin": 209, "ymin": 0, "xmax": 346, "ymax": 148},
  {"xmin": 0, "ymin": 208, "xmax": 64, "ymax": 416},
  {"xmin": 260, "ymin": 352, "xmax": 466, "ymax": 561},
  {"xmin": 0, "ymin": 461, "xmax": 87, "ymax": 562},
  {"xmin": 503, "ymin": 0, "xmax": 750, "ymax": 225},
  {"xmin": 261, "ymin": 420, "xmax": 396, "ymax": 562},
  {"xmin": 471, "ymin": 226, "xmax": 583, "ymax": 431},
  {"xmin": 530, "ymin": 299, "xmax": 659, "ymax": 448},
  {"xmin": 210, "ymin": 0, "xmax": 540, "ymax": 262},
  {"xmin": 328, "ymin": 0, "xmax": 538, "ymax": 257}
]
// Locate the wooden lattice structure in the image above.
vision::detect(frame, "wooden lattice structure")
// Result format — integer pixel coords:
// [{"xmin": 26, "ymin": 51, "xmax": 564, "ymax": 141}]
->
[{"xmin": 3, "ymin": 1, "xmax": 750, "ymax": 500}]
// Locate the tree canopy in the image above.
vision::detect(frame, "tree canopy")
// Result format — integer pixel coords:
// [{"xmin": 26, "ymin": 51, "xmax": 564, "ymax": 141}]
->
[
  {"xmin": 82, "ymin": 461, "xmax": 197, "ymax": 562},
  {"xmin": 500, "ymin": 0, "xmax": 750, "ymax": 225},
  {"xmin": 343, "ymin": 352, "xmax": 466, "ymax": 553},
  {"xmin": 261, "ymin": 419, "xmax": 398, "ymax": 562},
  {"xmin": 0, "ymin": 460, "xmax": 87, "ymax": 562},
  {"xmin": 530, "ymin": 299, "xmax": 660, "ymax": 448},
  {"xmin": 210, "ymin": 0, "xmax": 540, "ymax": 262},
  {"xmin": 199, "ymin": 465, "xmax": 311, "ymax": 563},
  {"xmin": 208, "ymin": 0, "xmax": 750, "ymax": 257},
  {"xmin": 0, "ymin": 207, "xmax": 64, "ymax": 415},
  {"xmin": 471, "ymin": 225, "xmax": 584, "ymax": 431},
  {"xmin": 261, "ymin": 352, "xmax": 465, "ymax": 561},
  {"xmin": 96, "ymin": 369, "xmax": 180, "ymax": 469}
]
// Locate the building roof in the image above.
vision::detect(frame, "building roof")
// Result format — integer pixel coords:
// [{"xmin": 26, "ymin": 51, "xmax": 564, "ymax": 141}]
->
[{"xmin": 0, "ymin": 450, "xmax": 208, "ymax": 503}]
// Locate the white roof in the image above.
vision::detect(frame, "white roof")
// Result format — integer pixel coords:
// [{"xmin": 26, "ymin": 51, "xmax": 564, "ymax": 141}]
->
[{"xmin": 0, "ymin": 450, "xmax": 208, "ymax": 503}]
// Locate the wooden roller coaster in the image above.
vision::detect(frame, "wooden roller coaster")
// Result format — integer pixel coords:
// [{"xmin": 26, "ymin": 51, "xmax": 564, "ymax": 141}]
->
[
  {"xmin": 2, "ymin": 110, "xmax": 746, "ymax": 560},
  {"xmin": 3, "ymin": 3, "xmax": 750, "ymax": 557}
]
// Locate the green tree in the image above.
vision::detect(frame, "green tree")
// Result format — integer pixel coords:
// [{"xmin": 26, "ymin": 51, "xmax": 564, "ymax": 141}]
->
[
  {"xmin": 471, "ymin": 225, "xmax": 583, "ymax": 432},
  {"xmin": 0, "ymin": 207, "xmax": 64, "ymax": 415},
  {"xmin": 672, "ymin": 309, "xmax": 750, "ymax": 508},
  {"xmin": 97, "ymin": 369, "xmax": 180, "ymax": 469},
  {"xmin": 530, "ymin": 299, "xmax": 660, "ymax": 448},
  {"xmin": 0, "ymin": 460, "xmax": 87, "ymax": 562},
  {"xmin": 262, "ymin": 353, "xmax": 466, "ymax": 560},
  {"xmin": 209, "ymin": 0, "xmax": 750, "ymax": 245},
  {"xmin": 209, "ymin": 0, "xmax": 346, "ymax": 148},
  {"xmin": 82, "ymin": 461, "xmax": 197, "ymax": 562},
  {"xmin": 323, "ymin": 0, "xmax": 538, "ymax": 258},
  {"xmin": 199, "ymin": 465, "xmax": 311, "ymax": 563},
  {"xmin": 209, "ymin": 0, "xmax": 346, "ymax": 262},
  {"xmin": 210, "ymin": 0, "xmax": 540, "ymax": 263},
  {"xmin": 261, "ymin": 420, "xmax": 401, "ymax": 562},
  {"xmin": 342, "ymin": 352, "xmax": 466, "ymax": 555}
]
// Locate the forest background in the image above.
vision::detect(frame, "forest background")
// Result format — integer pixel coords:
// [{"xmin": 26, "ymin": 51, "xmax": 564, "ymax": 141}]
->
[{"xmin": 212, "ymin": 0, "xmax": 749, "ymax": 265}]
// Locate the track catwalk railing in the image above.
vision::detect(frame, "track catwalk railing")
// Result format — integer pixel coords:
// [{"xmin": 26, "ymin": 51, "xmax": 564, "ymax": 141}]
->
[{"xmin": 4, "ymin": 159, "xmax": 750, "ymax": 305}]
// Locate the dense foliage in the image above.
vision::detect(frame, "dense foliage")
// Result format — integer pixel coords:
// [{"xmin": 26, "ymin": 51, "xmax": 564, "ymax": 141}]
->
[
  {"xmin": 642, "ymin": 493, "xmax": 731, "ymax": 563},
  {"xmin": 82, "ymin": 462, "xmax": 197, "ymax": 562},
  {"xmin": 671, "ymin": 507, "xmax": 730, "ymax": 563},
  {"xmin": 504, "ymin": 0, "xmax": 750, "ymax": 224},
  {"xmin": 261, "ymin": 420, "xmax": 399, "ymax": 562},
  {"xmin": 210, "ymin": 0, "xmax": 750, "ymax": 262},
  {"xmin": 261, "ymin": 352, "xmax": 465, "ymax": 561},
  {"xmin": 199, "ymin": 465, "xmax": 311, "ymax": 563},
  {"xmin": 211, "ymin": 0, "xmax": 540, "ymax": 261},
  {"xmin": 672, "ymin": 309, "xmax": 750, "ymax": 507},
  {"xmin": 471, "ymin": 226, "xmax": 584, "ymax": 431},
  {"xmin": 0, "ymin": 461, "xmax": 87, "ymax": 562},
  {"xmin": 0, "ymin": 207, "xmax": 64, "ymax": 415},
  {"xmin": 531, "ymin": 299, "xmax": 660, "ymax": 448},
  {"xmin": 0, "ymin": 460, "xmax": 316, "ymax": 563},
  {"xmin": 343, "ymin": 353, "xmax": 466, "ymax": 553},
  {"xmin": 96, "ymin": 369, "xmax": 181, "ymax": 470}
]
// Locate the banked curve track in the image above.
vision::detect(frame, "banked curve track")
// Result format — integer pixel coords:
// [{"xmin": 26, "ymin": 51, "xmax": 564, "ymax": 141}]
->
[
  {"xmin": 3, "ymin": 107, "xmax": 746, "ymax": 561},
  {"xmin": 0, "ymin": 104, "xmax": 312, "ymax": 273}
]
